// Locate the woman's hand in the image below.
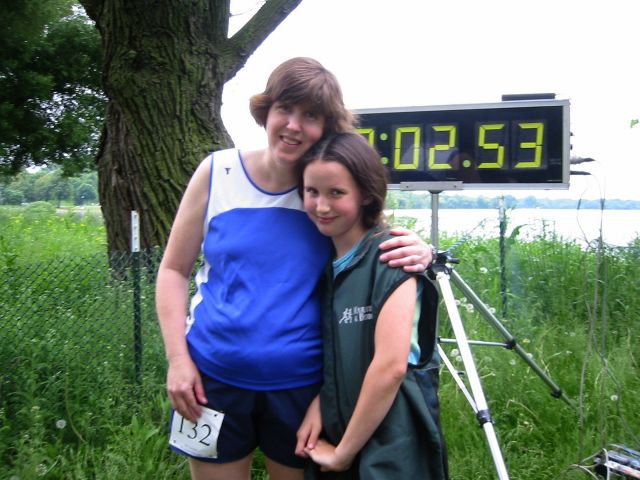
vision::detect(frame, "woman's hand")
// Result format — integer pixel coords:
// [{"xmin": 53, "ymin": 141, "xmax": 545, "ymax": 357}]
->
[
  {"xmin": 378, "ymin": 226, "xmax": 434, "ymax": 273},
  {"xmin": 166, "ymin": 354, "xmax": 207, "ymax": 423}
]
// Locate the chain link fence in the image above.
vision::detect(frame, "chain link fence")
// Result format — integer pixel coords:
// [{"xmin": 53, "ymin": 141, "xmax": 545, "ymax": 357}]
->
[{"xmin": 1, "ymin": 249, "xmax": 166, "ymax": 408}]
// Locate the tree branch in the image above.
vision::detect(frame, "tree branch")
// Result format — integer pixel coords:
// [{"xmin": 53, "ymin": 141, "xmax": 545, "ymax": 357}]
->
[
  {"xmin": 78, "ymin": 0, "xmax": 103, "ymax": 23},
  {"xmin": 222, "ymin": 0, "xmax": 303, "ymax": 80}
]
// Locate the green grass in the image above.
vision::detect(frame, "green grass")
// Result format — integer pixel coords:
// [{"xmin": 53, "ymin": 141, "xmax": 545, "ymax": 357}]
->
[
  {"xmin": 0, "ymin": 203, "xmax": 105, "ymax": 266},
  {"xmin": 1, "ymin": 205, "xmax": 638, "ymax": 479}
]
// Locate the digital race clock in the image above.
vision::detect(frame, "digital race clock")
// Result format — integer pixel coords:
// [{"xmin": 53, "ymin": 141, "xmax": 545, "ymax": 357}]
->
[{"xmin": 355, "ymin": 98, "xmax": 570, "ymax": 191}]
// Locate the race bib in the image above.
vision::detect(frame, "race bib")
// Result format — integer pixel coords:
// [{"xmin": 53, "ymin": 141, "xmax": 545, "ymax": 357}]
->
[{"xmin": 169, "ymin": 407, "xmax": 225, "ymax": 459}]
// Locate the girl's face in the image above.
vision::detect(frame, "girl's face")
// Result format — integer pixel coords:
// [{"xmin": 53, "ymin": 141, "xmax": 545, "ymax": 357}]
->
[
  {"xmin": 303, "ymin": 159, "xmax": 369, "ymax": 257},
  {"xmin": 266, "ymin": 101, "xmax": 325, "ymax": 166}
]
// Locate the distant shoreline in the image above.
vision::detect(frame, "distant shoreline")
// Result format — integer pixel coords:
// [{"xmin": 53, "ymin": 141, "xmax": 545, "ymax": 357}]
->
[
  {"xmin": 386, "ymin": 192, "xmax": 640, "ymax": 211},
  {"xmin": 436, "ymin": 205, "xmax": 640, "ymax": 210}
]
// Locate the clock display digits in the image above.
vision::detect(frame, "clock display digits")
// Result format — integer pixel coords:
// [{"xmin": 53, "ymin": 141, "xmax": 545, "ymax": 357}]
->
[
  {"xmin": 514, "ymin": 121, "xmax": 544, "ymax": 168},
  {"xmin": 353, "ymin": 99, "xmax": 568, "ymax": 188},
  {"xmin": 356, "ymin": 127, "xmax": 375, "ymax": 147},
  {"xmin": 427, "ymin": 124, "xmax": 457, "ymax": 170},
  {"xmin": 393, "ymin": 126, "xmax": 421, "ymax": 170},
  {"xmin": 477, "ymin": 123, "xmax": 507, "ymax": 169}
]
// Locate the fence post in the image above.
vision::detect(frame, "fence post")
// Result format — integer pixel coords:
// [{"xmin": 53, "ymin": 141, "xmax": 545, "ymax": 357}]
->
[
  {"xmin": 498, "ymin": 198, "xmax": 508, "ymax": 318},
  {"xmin": 131, "ymin": 211, "xmax": 142, "ymax": 385}
]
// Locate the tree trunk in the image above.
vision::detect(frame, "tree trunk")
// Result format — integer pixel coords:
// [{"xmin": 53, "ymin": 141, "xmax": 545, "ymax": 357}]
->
[
  {"xmin": 80, "ymin": 0, "xmax": 302, "ymax": 252},
  {"xmin": 93, "ymin": 1, "xmax": 232, "ymax": 251}
]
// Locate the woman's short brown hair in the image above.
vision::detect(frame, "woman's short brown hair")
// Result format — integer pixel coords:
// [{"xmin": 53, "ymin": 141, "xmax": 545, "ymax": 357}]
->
[{"xmin": 249, "ymin": 57, "xmax": 355, "ymax": 134}]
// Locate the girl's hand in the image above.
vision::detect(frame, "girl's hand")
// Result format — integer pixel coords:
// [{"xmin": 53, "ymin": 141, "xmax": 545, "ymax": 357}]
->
[
  {"xmin": 305, "ymin": 438, "xmax": 354, "ymax": 472},
  {"xmin": 378, "ymin": 227, "xmax": 434, "ymax": 273}
]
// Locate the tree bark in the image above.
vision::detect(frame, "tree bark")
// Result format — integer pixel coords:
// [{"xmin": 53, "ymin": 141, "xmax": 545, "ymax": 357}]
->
[{"xmin": 80, "ymin": 0, "xmax": 302, "ymax": 251}]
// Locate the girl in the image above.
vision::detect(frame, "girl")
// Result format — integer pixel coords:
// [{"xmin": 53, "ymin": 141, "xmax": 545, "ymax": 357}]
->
[{"xmin": 296, "ymin": 132, "xmax": 448, "ymax": 479}]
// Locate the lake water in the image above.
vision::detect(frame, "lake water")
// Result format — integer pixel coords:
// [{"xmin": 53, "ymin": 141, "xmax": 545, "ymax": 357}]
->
[{"xmin": 386, "ymin": 208, "xmax": 640, "ymax": 247}]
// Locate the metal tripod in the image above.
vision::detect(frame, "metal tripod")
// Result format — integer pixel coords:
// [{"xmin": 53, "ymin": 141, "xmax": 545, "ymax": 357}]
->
[{"xmin": 421, "ymin": 187, "xmax": 573, "ymax": 480}]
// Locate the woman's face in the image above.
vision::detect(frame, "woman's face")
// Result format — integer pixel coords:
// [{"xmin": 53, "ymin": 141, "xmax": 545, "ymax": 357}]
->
[{"xmin": 265, "ymin": 101, "xmax": 325, "ymax": 166}]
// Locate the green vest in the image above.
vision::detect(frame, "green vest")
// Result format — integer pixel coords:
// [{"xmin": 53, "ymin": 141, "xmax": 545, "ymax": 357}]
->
[{"xmin": 307, "ymin": 228, "xmax": 448, "ymax": 480}]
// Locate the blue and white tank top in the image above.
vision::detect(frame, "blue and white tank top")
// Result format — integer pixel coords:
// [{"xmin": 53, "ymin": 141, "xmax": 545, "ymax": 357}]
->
[{"xmin": 186, "ymin": 149, "xmax": 332, "ymax": 390}]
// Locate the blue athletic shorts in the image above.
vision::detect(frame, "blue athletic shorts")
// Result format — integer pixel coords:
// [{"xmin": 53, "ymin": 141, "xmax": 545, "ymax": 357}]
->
[{"xmin": 169, "ymin": 373, "xmax": 321, "ymax": 468}]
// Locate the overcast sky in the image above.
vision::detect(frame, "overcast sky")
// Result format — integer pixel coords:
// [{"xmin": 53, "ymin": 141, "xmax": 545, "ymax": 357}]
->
[{"xmin": 223, "ymin": 0, "xmax": 640, "ymax": 201}]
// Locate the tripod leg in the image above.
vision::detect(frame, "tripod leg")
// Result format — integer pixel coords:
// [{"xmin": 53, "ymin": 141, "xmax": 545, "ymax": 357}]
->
[
  {"xmin": 436, "ymin": 271, "xmax": 510, "ymax": 480},
  {"xmin": 438, "ymin": 344, "xmax": 477, "ymax": 412},
  {"xmin": 450, "ymin": 269, "xmax": 575, "ymax": 408}
]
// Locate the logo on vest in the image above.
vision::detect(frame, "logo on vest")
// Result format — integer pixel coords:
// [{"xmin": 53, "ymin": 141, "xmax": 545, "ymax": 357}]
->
[{"xmin": 338, "ymin": 305, "xmax": 373, "ymax": 324}]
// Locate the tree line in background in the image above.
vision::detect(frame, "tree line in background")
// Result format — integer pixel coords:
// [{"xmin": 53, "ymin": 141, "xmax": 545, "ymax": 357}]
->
[
  {"xmin": 3, "ymin": 168, "xmax": 639, "ymax": 211},
  {"xmin": 387, "ymin": 191, "xmax": 640, "ymax": 210},
  {"xmin": 0, "ymin": 168, "xmax": 97, "ymax": 206}
]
